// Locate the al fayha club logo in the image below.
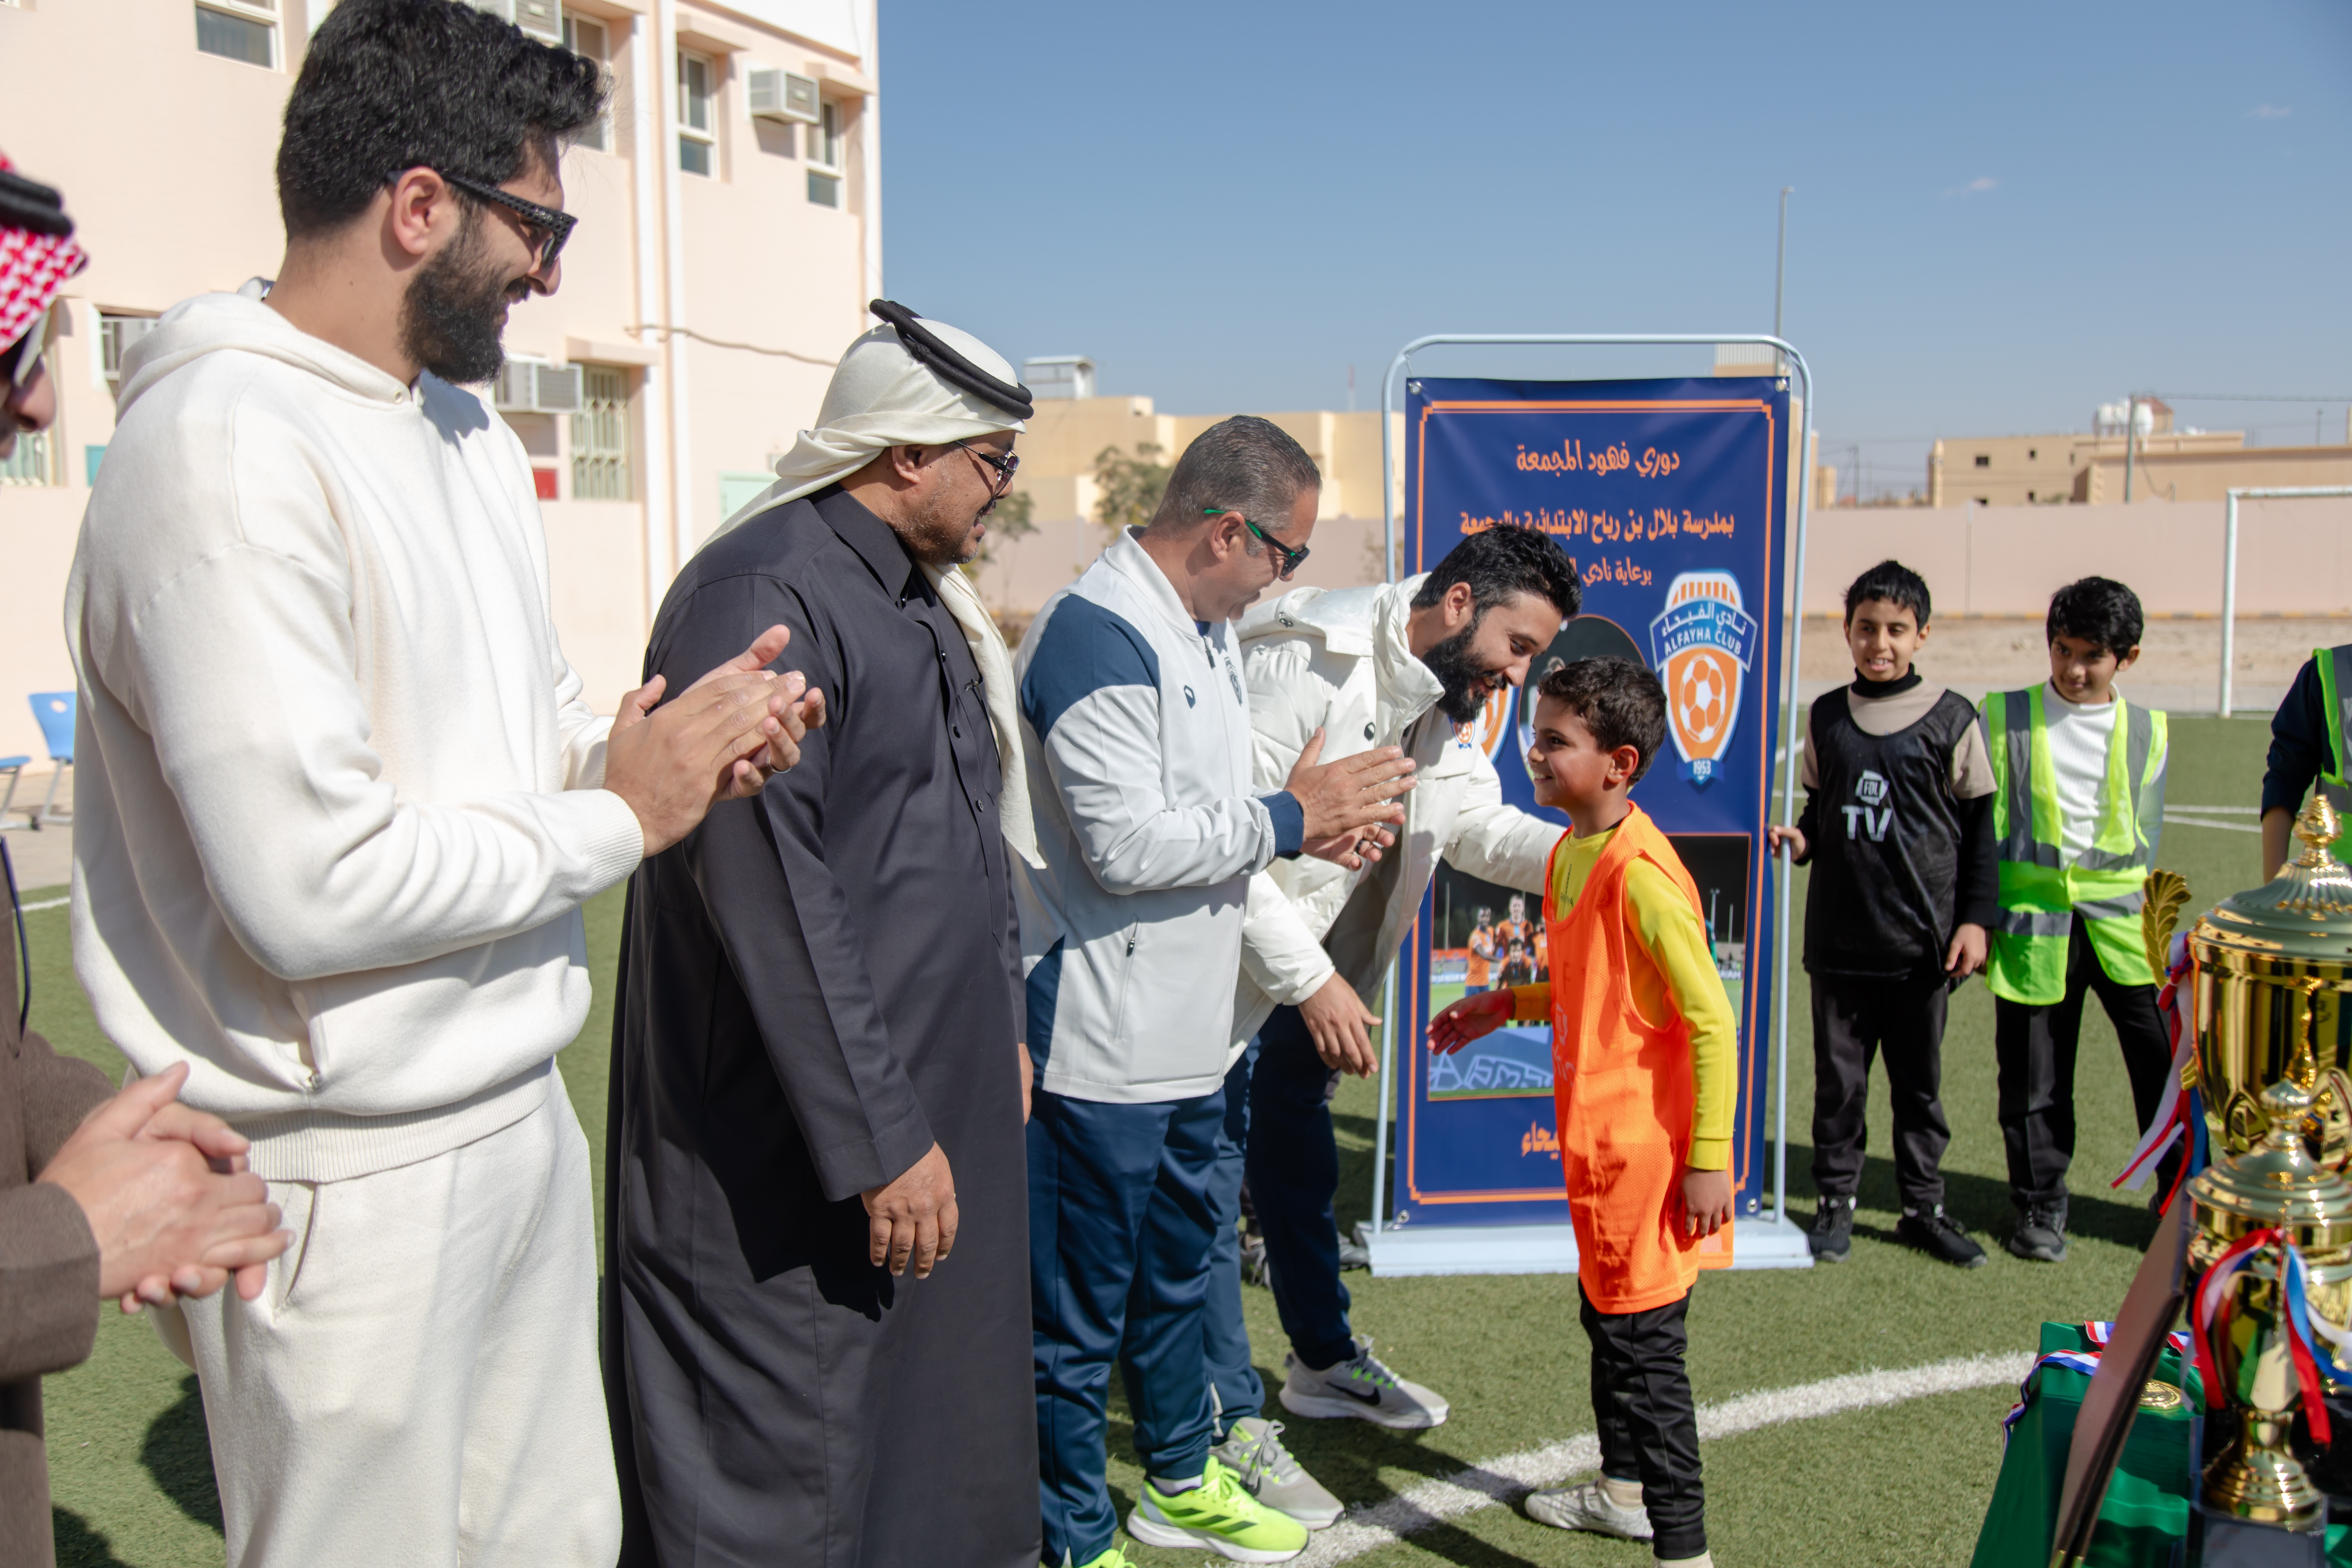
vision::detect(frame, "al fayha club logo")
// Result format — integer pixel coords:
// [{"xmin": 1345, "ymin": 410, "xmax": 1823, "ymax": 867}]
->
[{"xmin": 1648, "ymin": 570, "xmax": 1757, "ymax": 785}]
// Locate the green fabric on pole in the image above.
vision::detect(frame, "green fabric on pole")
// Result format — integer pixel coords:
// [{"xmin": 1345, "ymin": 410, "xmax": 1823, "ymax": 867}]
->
[{"xmin": 1970, "ymin": 1323, "xmax": 2201, "ymax": 1568}]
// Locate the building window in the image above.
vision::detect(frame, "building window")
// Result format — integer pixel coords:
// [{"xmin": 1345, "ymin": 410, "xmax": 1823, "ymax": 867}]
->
[
  {"xmin": 195, "ymin": 0, "xmax": 276, "ymax": 65},
  {"xmin": 562, "ymin": 15, "xmax": 612, "ymax": 152},
  {"xmin": 570, "ymin": 366, "xmax": 632, "ymax": 500},
  {"xmin": 806, "ymin": 100, "xmax": 842, "ymax": 206},
  {"xmin": 98, "ymin": 313, "xmax": 159, "ymax": 390},
  {"xmin": 678, "ymin": 50, "xmax": 716, "ymax": 176},
  {"xmin": 1973, "ymin": 453, "xmax": 1990, "ymax": 468},
  {"xmin": 0, "ymin": 429, "xmax": 55, "ymax": 486}
]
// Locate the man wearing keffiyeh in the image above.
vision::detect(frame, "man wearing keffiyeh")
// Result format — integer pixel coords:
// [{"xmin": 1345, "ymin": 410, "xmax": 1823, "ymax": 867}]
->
[
  {"xmin": 606, "ymin": 301, "xmax": 1045, "ymax": 1567},
  {"xmin": 0, "ymin": 156, "xmax": 88, "ymax": 461}
]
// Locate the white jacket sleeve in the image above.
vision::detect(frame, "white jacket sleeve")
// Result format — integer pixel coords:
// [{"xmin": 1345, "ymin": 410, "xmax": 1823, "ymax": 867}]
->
[
  {"xmin": 1040, "ymin": 682, "xmax": 1282, "ymax": 895},
  {"xmin": 100, "ymin": 541, "xmax": 643, "ymax": 983},
  {"xmin": 1444, "ymin": 741, "xmax": 1561, "ymax": 892},
  {"xmin": 1234, "ymin": 638, "xmax": 1339, "ymax": 1002}
]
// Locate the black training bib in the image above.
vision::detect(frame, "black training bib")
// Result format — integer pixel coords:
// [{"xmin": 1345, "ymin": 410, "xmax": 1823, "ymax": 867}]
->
[{"xmin": 1804, "ymin": 687, "xmax": 1981, "ymax": 980}]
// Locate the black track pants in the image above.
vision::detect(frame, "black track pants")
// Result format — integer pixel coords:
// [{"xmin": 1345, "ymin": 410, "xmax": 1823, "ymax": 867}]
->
[
  {"xmin": 1809, "ymin": 973, "xmax": 1953, "ymax": 1209},
  {"xmin": 1581, "ymin": 1283, "xmax": 1705, "ymax": 1561},
  {"xmin": 1993, "ymin": 915, "xmax": 2175, "ymax": 1209}
]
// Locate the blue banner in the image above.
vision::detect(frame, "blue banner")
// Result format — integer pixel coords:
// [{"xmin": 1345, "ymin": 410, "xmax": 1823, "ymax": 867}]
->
[{"xmin": 1390, "ymin": 375, "xmax": 1791, "ymax": 1230}]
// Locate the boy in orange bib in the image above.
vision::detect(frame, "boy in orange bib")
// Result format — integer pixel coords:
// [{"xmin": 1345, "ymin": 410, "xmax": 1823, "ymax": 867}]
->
[{"xmin": 1431, "ymin": 656, "xmax": 1734, "ymax": 1567}]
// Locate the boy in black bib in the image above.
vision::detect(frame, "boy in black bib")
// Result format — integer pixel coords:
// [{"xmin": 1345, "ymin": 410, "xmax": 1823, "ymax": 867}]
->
[{"xmin": 1769, "ymin": 561, "xmax": 1998, "ymax": 1267}]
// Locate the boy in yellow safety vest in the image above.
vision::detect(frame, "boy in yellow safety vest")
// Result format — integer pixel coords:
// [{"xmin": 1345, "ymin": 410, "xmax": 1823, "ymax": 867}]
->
[{"xmin": 1979, "ymin": 577, "xmax": 2173, "ymax": 1264}]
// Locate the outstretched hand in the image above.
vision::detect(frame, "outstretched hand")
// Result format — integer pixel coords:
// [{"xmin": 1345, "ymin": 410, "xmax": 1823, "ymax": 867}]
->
[
  {"xmin": 1284, "ymin": 729, "xmax": 1413, "ymax": 848},
  {"xmin": 1427, "ymin": 990, "xmax": 1513, "ymax": 1055},
  {"xmin": 605, "ymin": 625, "xmax": 828, "ymax": 857}
]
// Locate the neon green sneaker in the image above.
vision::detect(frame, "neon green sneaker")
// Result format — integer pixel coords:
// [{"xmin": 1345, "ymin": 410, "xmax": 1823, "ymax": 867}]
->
[
  {"xmin": 1070, "ymin": 1548, "xmax": 1136, "ymax": 1568},
  {"xmin": 1126, "ymin": 1455, "xmax": 1310, "ymax": 1563}
]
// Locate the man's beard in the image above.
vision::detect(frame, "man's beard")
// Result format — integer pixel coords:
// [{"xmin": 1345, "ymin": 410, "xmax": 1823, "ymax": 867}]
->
[
  {"xmin": 1420, "ymin": 614, "xmax": 1505, "ymax": 724},
  {"xmin": 399, "ymin": 214, "xmax": 522, "ymax": 384},
  {"xmin": 897, "ymin": 484, "xmax": 990, "ymax": 569}
]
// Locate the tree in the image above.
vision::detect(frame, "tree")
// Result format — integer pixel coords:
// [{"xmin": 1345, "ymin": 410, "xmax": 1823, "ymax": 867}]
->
[
  {"xmin": 971, "ymin": 485, "xmax": 1035, "ymax": 569},
  {"xmin": 1092, "ymin": 442, "xmax": 1170, "ymax": 535}
]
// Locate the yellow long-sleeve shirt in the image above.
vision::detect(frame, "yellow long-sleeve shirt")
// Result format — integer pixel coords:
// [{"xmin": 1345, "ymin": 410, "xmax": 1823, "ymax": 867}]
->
[{"xmin": 1506, "ymin": 824, "xmax": 1736, "ymax": 1171}]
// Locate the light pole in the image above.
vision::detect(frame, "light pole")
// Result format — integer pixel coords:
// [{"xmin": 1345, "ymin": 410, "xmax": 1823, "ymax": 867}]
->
[{"xmin": 1774, "ymin": 186, "xmax": 1794, "ymax": 342}]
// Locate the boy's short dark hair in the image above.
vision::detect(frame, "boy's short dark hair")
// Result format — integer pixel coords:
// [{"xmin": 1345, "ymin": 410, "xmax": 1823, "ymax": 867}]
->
[
  {"xmin": 1412, "ymin": 526, "xmax": 1583, "ymax": 622},
  {"xmin": 1843, "ymin": 559, "xmax": 1932, "ymax": 626},
  {"xmin": 278, "ymin": 0, "xmax": 607, "ymax": 239},
  {"xmin": 2046, "ymin": 576, "xmax": 2144, "ymax": 656},
  {"xmin": 1536, "ymin": 657, "xmax": 1668, "ymax": 784}
]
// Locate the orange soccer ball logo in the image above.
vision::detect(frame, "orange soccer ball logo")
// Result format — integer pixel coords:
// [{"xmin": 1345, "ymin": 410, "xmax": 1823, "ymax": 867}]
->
[{"xmin": 1649, "ymin": 572, "xmax": 1756, "ymax": 785}]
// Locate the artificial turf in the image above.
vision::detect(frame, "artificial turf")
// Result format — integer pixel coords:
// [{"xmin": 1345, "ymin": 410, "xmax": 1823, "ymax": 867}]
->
[{"xmin": 24, "ymin": 711, "xmax": 2280, "ymax": 1566}]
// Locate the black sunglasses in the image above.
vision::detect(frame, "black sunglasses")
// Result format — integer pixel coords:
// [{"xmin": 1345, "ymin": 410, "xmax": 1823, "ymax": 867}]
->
[
  {"xmin": 429, "ymin": 170, "xmax": 579, "ymax": 266},
  {"xmin": 952, "ymin": 440, "xmax": 1020, "ymax": 496},
  {"xmin": 1205, "ymin": 507, "xmax": 1310, "ymax": 579}
]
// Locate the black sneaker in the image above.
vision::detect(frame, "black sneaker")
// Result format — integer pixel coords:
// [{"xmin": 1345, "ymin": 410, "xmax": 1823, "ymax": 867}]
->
[
  {"xmin": 2007, "ymin": 1198, "xmax": 2069, "ymax": 1262},
  {"xmin": 1897, "ymin": 1204, "xmax": 1987, "ymax": 1268},
  {"xmin": 1807, "ymin": 1194, "xmax": 1855, "ymax": 1262}
]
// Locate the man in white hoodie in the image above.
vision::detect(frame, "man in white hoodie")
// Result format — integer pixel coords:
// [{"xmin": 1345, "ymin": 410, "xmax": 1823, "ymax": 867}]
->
[
  {"xmin": 64, "ymin": 3, "xmax": 819, "ymax": 1563},
  {"xmin": 1203, "ymin": 526, "xmax": 1580, "ymax": 1513}
]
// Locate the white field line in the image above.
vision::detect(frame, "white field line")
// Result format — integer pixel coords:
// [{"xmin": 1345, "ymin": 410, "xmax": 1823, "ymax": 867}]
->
[
  {"xmin": 2169, "ymin": 805, "xmax": 2259, "ymax": 814},
  {"xmin": 1293, "ymin": 1351, "xmax": 2030, "ymax": 1567},
  {"xmin": 16, "ymin": 896, "xmax": 66, "ymax": 913},
  {"xmin": 2165, "ymin": 814, "xmax": 2262, "ymax": 834}
]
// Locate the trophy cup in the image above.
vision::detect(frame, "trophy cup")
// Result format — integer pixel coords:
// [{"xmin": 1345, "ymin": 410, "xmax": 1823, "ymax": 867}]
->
[
  {"xmin": 2191, "ymin": 798, "xmax": 2352, "ymax": 1171},
  {"xmin": 2181, "ymin": 799, "xmax": 2352, "ymax": 1538},
  {"xmin": 2186, "ymin": 1079, "xmax": 2352, "ymax": 1530}
]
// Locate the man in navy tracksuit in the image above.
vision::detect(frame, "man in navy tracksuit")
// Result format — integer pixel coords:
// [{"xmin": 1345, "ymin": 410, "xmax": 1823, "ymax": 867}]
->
[{"xmin": 1015, "ymin": 418, "xmax": 1412, "ymax": 1568}]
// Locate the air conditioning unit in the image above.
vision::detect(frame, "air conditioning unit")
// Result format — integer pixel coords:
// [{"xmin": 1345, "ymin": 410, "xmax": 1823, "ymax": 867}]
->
[
  {"xmin": 495, "ymin": 361, "xmax": 585, "ymax": 413},
  {"xmin": 468, "ymin": 0, "xmax": 561, "ymax": 44},
  {"xmin": 748, "ymin": 69, "xmax": 820, "ymax": 124}
]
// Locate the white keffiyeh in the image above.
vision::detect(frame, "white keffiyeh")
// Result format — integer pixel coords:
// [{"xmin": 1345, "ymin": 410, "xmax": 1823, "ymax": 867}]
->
[{"xmin": 701, "ymin": 317, "xmax": 1041, "ymax": 870}]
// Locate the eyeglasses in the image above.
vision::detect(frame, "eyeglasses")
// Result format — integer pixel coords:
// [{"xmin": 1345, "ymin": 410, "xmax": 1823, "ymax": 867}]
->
[
  {"xmin": 1205, "ymin": 507, "xmax": 1311, "ymax": 579},
  {"xmin": 952, "ymin": 440, "xmax": 1020, "ymax": 496},
  {"xmin": 6, "ymin": 304, "xmax": 56, "ymax": 392},
  {"xmin": 432, "ymin": 171, "xmax": 578, "ymax": 267},
  {"xmin": 7, "ymin": 304, "xmax": 58, "ymax": 391}
]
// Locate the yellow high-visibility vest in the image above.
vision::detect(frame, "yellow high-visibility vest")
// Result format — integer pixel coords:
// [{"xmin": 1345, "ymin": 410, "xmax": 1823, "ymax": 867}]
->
[{"xmin": 1979, "ymin": 685, "xmax": 2168, "ymax": 1006}]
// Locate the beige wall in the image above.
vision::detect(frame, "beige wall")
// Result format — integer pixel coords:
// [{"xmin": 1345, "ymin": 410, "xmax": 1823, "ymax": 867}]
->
[
  {"xmin": 0, "ymin": 0, "xmax": 877, "ymax": 767},
  {"xmin": 1799, "ymin": 496, "xmax": 2352, "ymax": 619}
]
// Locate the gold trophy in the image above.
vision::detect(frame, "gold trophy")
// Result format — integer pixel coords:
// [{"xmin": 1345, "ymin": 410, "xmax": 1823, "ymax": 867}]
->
[
  {"xmin": 2178, "ymin": 798, "xmax": 2352, "ymax": 1529},
  {"xmin": 2191, "ymin": 798, "xmax": 2352, "ymax": 1169},
  {"xmin": 2186, "ymin": 1079, "xmax": 2352, "ymax": 1529}
]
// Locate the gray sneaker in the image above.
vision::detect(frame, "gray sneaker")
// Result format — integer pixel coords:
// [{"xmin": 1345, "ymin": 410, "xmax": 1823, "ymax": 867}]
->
[
  {"xmin": 1525, "ymin": 1479, "xmax": 1654, "ymax": 1541},
  {"xmin": 1279, "ymin": 1337, "xmax": 1450, "ymax": 1429},
  {"xmin": 1211, "ymin": 1417, "xmax": 1343, "ymax": 1530}
]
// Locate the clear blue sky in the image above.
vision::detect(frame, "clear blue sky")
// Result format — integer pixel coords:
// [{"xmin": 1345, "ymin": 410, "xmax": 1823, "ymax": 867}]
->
[{"xmin": 878, "ymin": 0, "xmax": 2349, "ymax": 499}]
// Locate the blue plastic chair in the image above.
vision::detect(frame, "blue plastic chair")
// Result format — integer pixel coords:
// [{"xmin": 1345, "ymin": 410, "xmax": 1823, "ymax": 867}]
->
[{"xmin": 26, "ymin": 692, "xmax": 72, "ymax": 830}]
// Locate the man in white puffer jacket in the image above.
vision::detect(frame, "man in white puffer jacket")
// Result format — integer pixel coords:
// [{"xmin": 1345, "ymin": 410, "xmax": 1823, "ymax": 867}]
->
[{"xmin": 1203, "ymin": 527, "xmax": 1582, "ymax": 1513}]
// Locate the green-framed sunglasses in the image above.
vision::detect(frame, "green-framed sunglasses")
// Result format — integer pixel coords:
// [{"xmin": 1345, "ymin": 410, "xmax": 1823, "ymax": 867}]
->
[{"xmin": 1204, "ymin": 507, "xmax": 1310, "ymax": 579}]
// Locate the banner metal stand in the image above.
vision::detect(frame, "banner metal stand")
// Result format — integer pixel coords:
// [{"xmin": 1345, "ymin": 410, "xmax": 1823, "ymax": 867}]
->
[{"xmin": 1365, "ymin": 334, "xmax": 1815, "ymax": 1276}]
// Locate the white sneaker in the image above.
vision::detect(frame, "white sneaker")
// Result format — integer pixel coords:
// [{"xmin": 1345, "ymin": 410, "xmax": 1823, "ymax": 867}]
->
[
  {"xmin": 1278, "ymin": 1337, "xmax": 1450, "ymax": 1429},
  {"xmin": 1212, "ymin": 1417, "xmax": 1344, "ymax": 1530},
  {"xmin": 1526, "ymin": 1479, "xmax": 1654, "ymax": 1541}
]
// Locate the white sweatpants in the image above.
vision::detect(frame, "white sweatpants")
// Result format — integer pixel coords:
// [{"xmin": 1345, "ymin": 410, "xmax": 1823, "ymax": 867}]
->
[{"xmin": 179, "ymin": 1082, "xmax": 620, "ymax": 1568}]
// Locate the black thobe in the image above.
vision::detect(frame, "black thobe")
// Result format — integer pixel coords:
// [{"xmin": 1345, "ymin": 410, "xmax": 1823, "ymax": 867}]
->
[{"xmin": 603, "ymin": 485, "xmax": 1036, "ymax": 1568}]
